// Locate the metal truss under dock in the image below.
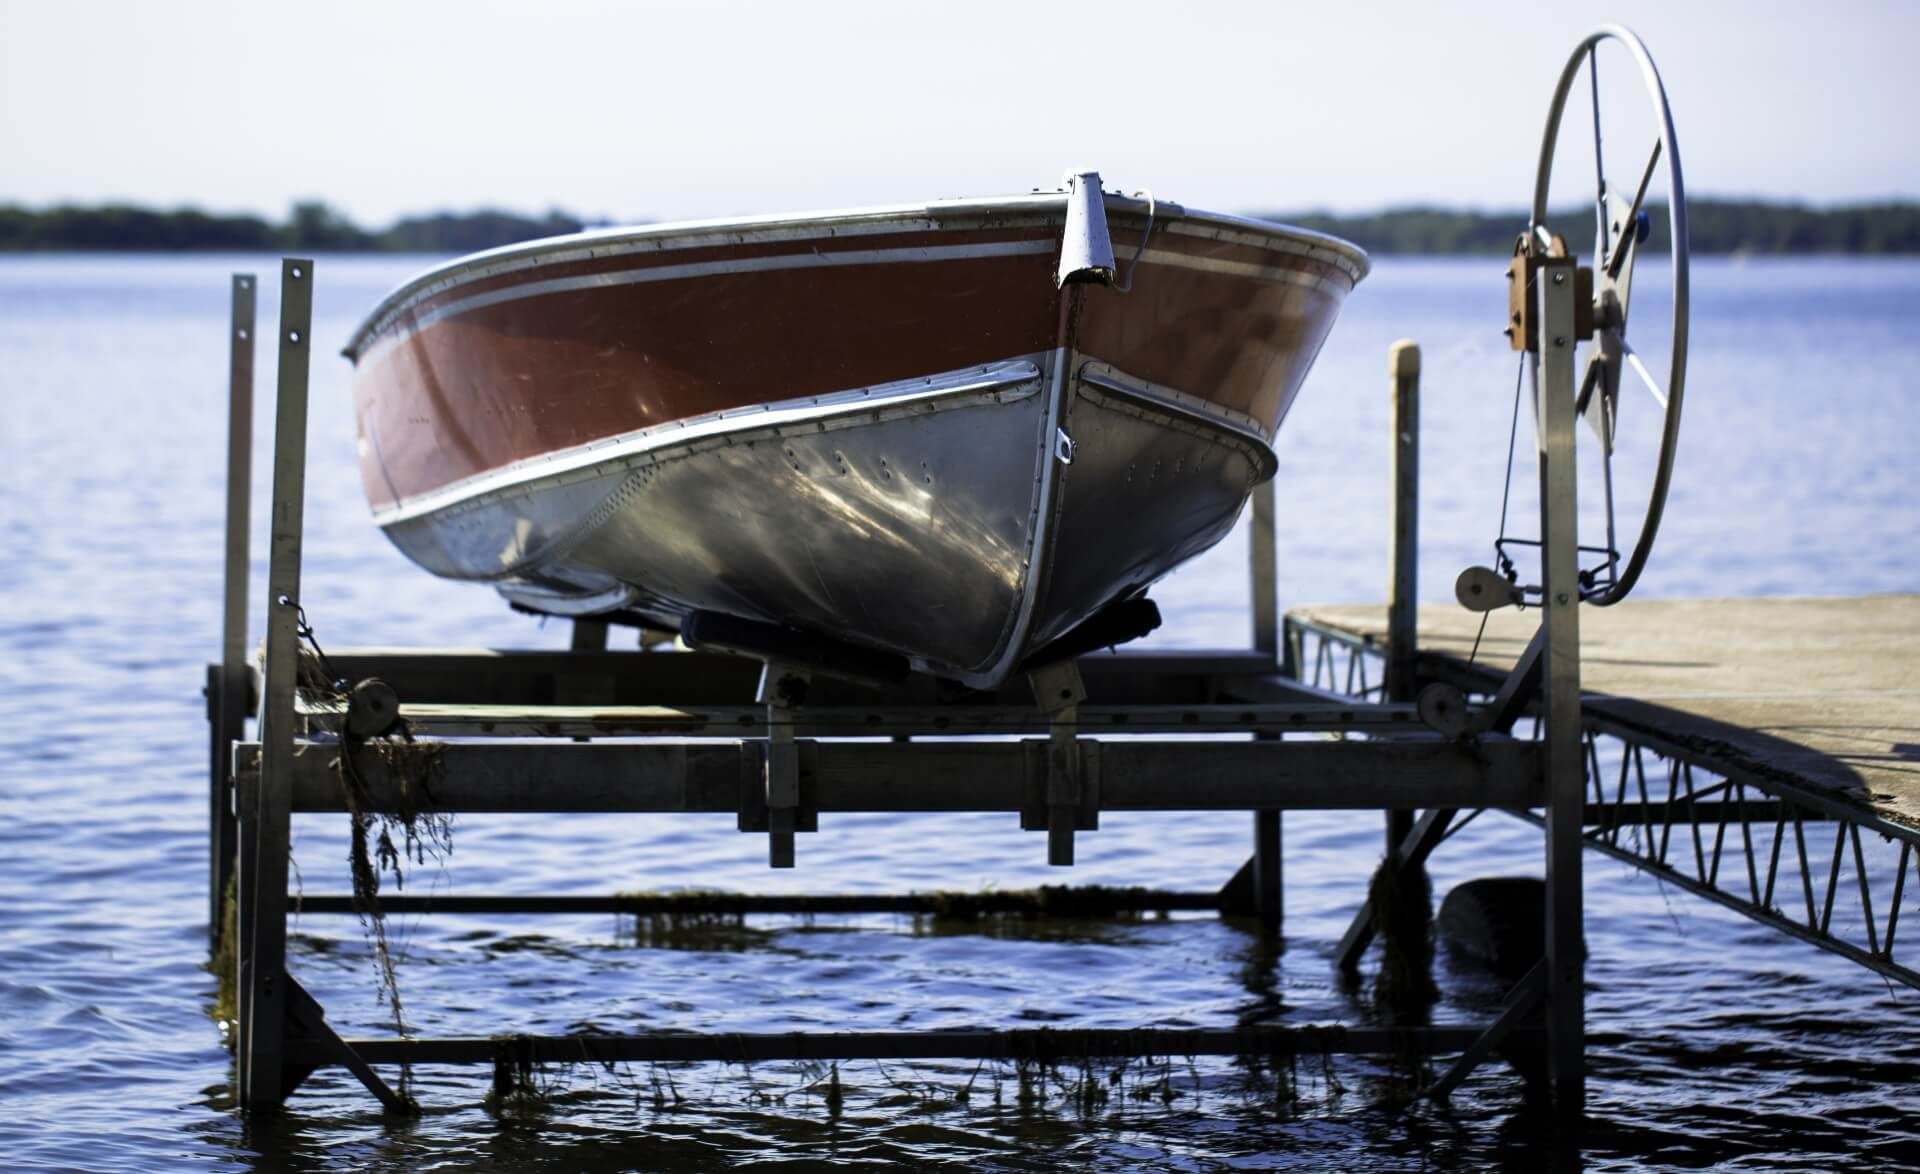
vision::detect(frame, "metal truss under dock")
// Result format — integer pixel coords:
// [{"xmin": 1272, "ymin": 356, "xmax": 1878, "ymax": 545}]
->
[{"xmin": 1288, "ymin": 596, "xmax": 1920, "ymax": 989}]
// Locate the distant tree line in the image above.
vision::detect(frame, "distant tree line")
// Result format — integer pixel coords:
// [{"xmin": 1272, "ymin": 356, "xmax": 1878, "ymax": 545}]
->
[
  {"xmin": 0, "ymin": 200, "xmax": 596, "ymax": 253},
  {"xmin": 1266, "ymin": 200, "xmax": 1920, "ymax": 255},
  {"xmin": 0, "ymin": 196, "xmax": 1915, "ymax": 254}
]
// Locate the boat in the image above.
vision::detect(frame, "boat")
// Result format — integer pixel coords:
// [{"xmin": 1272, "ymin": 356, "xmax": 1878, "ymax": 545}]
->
[{"xmin": 342, "ymin": 172, "xmax": 1368, "ymax": 688}]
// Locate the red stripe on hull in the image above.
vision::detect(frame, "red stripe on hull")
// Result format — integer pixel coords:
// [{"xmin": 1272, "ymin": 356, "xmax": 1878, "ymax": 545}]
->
[{"xmin": 352, "ymin": 225, "xmax": 1351, "ymax": 512}]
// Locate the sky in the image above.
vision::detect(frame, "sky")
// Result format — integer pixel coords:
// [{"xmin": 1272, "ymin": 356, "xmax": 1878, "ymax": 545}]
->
[{"xmin": 2, "ymin": 0, "xmax": 1916, "ymax": 225}]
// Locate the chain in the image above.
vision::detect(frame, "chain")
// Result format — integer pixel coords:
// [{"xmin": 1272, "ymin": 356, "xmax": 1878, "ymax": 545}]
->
[{"xmin": 279, "ymin": 593, "xmax": 345, "ymax": 695}]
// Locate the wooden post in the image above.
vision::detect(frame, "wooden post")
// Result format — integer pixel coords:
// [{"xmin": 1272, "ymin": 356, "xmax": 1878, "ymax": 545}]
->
[
  {"xmin": 1386, "ymin": 340, "xmax": 1420, "ymax": 853},
  {"xmin": 1536, "ymin": 257, "xmax": 1586, "ymax": 1109},
  {"xmin": 1250, "ymin": 480, "xmax": 1277, "ymax": 661},
  {"xmin": 1249, "ymin": 479, "xmax": 1282, "ymax": 931},
  {"xmin": 210, "ymin": 273, "xmax": 254, "ymax": 940},
  {"xmin": 238, "ymin": 259, "xmax": 314, "ymax": 1110}
]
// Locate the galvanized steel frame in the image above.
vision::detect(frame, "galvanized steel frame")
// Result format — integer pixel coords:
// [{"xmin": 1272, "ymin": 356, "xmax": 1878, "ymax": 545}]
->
[
  {"xmin": 207, "ymin": 261, "xmax": 1574, "ymax": 1114},
  {"xmin": 236, "ymin": 259, "xmax": 313, "ymax": 1109},
  {"xmin": 1535, "ymin": 254, "xmax": 1588, "ymax": 1107},
  {"xmin": 207, "ymin": 273, "xmax": 253, "ymax": 941}
]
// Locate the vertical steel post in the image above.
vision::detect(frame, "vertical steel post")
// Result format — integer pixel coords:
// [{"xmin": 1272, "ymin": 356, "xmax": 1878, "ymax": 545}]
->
[
  {"xmin": 210, "ymin": 273, "xmax": 255, "ymax": 941},
  {"xmin": 759, "ymin": 663, "xmax": 809, "ymax": 869},
  {"xmin": 1536, "ymin": 257, "xmax": 1586, "ymax": 1109},
  {"xmin": 1249, "ymin": 478, "xmax": 1282, "ymax": 930},
  {"xmin": 238, "ymin": 259, "xmax": 314, "ymax": 1110},
  {"xmin": 1252, "ymin": 806, "xmax": 1282, "ymax": 932},
  {"xmin": 1386, "ymin": 340, "xmax": 1421, "ymax": 853}
]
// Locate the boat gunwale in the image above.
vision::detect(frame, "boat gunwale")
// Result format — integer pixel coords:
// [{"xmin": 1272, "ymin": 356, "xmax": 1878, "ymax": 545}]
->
[{"xmin": 341, "ymin": 193, "xmax": 1370, "ymax": 361}]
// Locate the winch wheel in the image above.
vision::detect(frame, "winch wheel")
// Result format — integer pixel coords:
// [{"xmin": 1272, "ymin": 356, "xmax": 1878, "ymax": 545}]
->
[{"xmin": 1531, "ymin": 25, "xmax": 1689, "ymax": 607}]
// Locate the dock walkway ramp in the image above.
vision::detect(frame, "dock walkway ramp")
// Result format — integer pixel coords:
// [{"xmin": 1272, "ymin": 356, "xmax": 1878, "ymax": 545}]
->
[{"xmin": 1290, "ymin": 595, "xmax": 1920, "ymax": 830}]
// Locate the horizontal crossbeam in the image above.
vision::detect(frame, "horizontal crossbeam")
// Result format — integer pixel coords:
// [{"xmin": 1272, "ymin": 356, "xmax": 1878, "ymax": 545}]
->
[
  {"xmin": 312, "ymin": 648, "xmax": 1286, "ymax": 709},
  {"xmin": 240, "ymin": 737, "xmax": 1544, "ymax": 815},
  {"xmin": 299, "ymin": 700, "xmax": 1432, "ymax": 739},
  {"xmin": 285, "ymin": 1024, "xmax": 1539, "ymax": 1068},
  {"xmin": 287, "ymin": 889, "xmax": 1223, "ymax": 917}
]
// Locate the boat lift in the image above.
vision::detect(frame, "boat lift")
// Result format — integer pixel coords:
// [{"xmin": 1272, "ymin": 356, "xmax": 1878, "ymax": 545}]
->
[
  {"xmin": 210, "ymin": 247, "xmax": 1566, "ymax": 1110},
  {"xmin": 205, "ymin": 27, "xmax": 1918, "ymax": 1120}
]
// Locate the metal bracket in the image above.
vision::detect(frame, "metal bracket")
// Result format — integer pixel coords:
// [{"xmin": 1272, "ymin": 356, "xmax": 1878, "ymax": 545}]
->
[
  {"xmin": 1020, "ymin": 740, "xmax": 1101, "ymax": 839},
  {"xmin": 1506, "ymin": 233, "xmax": 1594, "ymax": 352},
  {"xmin": 1470, "ymin": 625, "xmax": 1550, "ymax": 735},
  {"xmin": 283, "ymin": 976, "xmax": 412, "ymax": 1114},
  {"xmin": 737, "ymin": 742, "xmax": 817, "ymax": 835},
  {"xmin": 1025, "ymin": 660, "xmax": 1095, "ymax": 865},
  {"xmin": 755, "ymin": 660, "xmax": 814, "ymax": 867}
]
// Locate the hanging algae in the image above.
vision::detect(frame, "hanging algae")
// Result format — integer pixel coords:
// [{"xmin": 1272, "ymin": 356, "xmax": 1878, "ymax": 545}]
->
[
  {"xmin": 340, "ymin": 735, "xmax": 452, "ymax": 1029},
  {"xmin": 207, "ymin": 870, "xmax": 240, "ymax": 1036},
  {"xmin": 300, "ymin": 642, "xmax": 454, "ymax": 1050},
  {"xmin": 1367, "ymin": 849, "xmax": 1438, "ymax": 1017}
]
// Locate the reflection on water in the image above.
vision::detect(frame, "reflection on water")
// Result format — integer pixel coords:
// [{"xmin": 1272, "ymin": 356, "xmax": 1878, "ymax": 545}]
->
[{"xmin": 1, "ymin": 254, "xmax": 1918, "ymax": 1169}]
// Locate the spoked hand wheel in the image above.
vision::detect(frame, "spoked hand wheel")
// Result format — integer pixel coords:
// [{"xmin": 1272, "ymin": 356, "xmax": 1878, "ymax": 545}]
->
[{"xmin": 1479, "ymin": 26, "xmax": 1688, "ymax": 610}]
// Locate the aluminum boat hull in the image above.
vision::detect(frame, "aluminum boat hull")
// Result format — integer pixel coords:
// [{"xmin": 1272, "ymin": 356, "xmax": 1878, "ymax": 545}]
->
[{"xmin": 345, "ymin": 192, "xmax": 1366, "ymax": 686}]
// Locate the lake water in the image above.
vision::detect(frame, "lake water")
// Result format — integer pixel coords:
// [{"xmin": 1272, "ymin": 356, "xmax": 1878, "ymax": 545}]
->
[{"xmin": 1, "ymin": 253, "xmax": 1917, "ymax": 1170}]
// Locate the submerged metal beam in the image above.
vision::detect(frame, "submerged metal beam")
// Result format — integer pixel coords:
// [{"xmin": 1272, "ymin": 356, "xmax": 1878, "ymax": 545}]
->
[
  {"xmin": 286, "ymin": 1024, "xmax": 1534, "ymax": 1069},
  {"xmin": 288, "ymin": 889, "xmax": 1223, "ymax": 917}
]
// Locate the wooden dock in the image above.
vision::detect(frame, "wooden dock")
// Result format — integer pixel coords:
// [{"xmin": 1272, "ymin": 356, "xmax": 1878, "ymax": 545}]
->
[{"xmin": 1291, "ymin": 595, "xmax": 1920, "ymax": 828}]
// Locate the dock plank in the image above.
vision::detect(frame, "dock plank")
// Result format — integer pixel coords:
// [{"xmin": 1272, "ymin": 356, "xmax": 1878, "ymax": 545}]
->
[{"xmin": 1290, "ymin": 595, "xmax": 1920, "ymax": 828}]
